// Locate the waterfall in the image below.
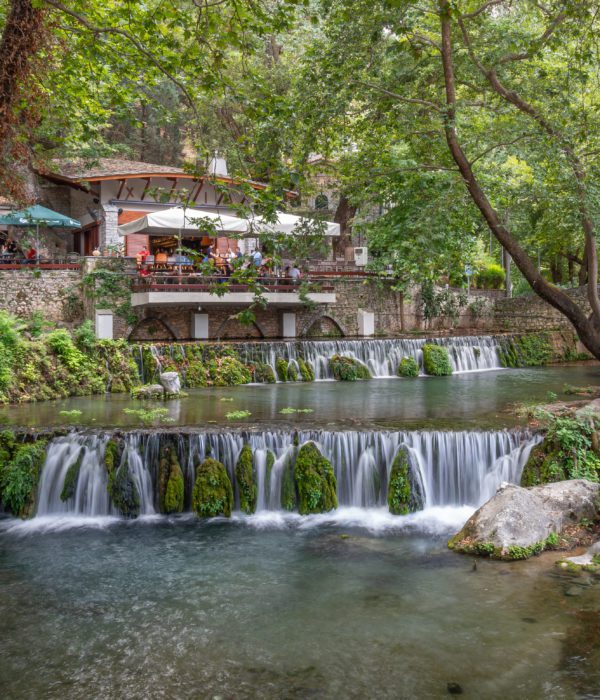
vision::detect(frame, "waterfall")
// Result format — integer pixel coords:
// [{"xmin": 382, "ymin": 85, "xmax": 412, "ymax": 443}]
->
[{"xmin": 34, "ymin": 429, "xmax": 540, "ymax": 518}]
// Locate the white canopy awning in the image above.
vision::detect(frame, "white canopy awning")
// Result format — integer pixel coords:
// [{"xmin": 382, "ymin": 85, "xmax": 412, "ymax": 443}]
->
[
  {"xmin": 118, "ymin": 207, "xmax": 249, "ymax": 236},
  {"xmin": 117, "ymin": 206, "xmax": 340, "ymax": 237}
]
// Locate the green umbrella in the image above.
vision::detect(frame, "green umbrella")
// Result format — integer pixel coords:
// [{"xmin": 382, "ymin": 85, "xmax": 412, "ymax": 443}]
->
[{"xmin": 0, "ymin": 205, "xmax": 80, "ymax": 263}]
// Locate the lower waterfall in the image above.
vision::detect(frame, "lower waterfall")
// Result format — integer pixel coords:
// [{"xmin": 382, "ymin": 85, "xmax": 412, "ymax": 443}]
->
[{"xmin": 35, "ymin": 429, "xmax": 540, "ymax": 518}]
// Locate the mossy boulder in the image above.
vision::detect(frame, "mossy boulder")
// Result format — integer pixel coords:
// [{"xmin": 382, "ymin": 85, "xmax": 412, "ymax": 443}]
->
[
  {"xmin": 387, "ymin": 447, "xmax": 424, "ymax": 515},
  {"xmin": 60, "ymin": 447, "xmax": 84, "ymax": 501},
  {"xmin": 0, "ymin": 437, "xmax": 48, "ymax": 517},
  {"xmin": 298, "ymin": 358, "xmax": 315, "ymax": 382},
  {"xmin": 498, "ymin": 333, "xmax": 554, "ymax": 368},
  {"xmin": 235, "ymin": 444, "xmax": 257, "ymax": 514},
  {"xmin": 330, "ymin": 355, "xmax": 371, "ymax": 381},
  {"xmin": 287, "ymin": 363, "xmax": 298, "ymax": 382},
  {"xmin": 275, "ymin": 358, "xmax": 289, "ymax": 382},
  {"xmin": 254, "ymin": 363, "xmax": 276, "ymax": 384},
  {"xmin": 192, "ymin": 457, "xmax": 233, "ymax": 518},
  {"xmin": 397, "ymin": 356, "xmax": 419, "ymax": 378},
  {"xmin": 294, "ymin": 442, "xmax": 338, "ymax": 515},
  {"xmin": 281, "ymin": 454, "xmax": 297, "ymax": 511},
  {"xmin": 158, "ymin": 442, "xmax": 185, "ymax": 514},
  {"xmin": 207, "ymin": 357, "xmax": 251, "ymax": 386},
  {"xmin": 107, "ymin": 455, "xmax": 140, "ymax": 518},
  {"xmin": 520, "ymin": 442, "xmax": 568, "ymax": 487},
  {"xmin": 422, "ymin": 344, "xmax": 453, "ymax": 376}
]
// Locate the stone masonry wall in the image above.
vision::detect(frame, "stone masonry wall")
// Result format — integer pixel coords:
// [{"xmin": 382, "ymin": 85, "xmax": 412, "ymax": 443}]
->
[{"xmin": 0, "ymin": 270, "xmax": 83, "ymax": 324}]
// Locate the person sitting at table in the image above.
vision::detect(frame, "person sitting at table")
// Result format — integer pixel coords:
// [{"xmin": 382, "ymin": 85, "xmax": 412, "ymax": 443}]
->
[
  {"xmin": 290, "ymin": 263, "xmax": 301, "ymax": 283},
  {"xmin": 6, "ymin": 239, "xmax": 18, "ymax": 256},
  {"xmin": 25, "ymin": 245, "xmax": 37, "ymax": 261},
  {"xmin": 155, "ymin": 249, "xmax": 168, "ymax": 267}
]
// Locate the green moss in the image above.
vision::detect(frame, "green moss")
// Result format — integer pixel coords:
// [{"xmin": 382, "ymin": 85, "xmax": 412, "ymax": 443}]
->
[
  {"xmin": 298, "ymin": 358, "xmax": 315, "ymax": 382},
  {"xmin": 287, "ymin": 363, "xmax": 298, "ymax": 382},
  {"xmin": 281, "ymin": 455, "xmax": 297, "ymax": 511},
  {"xmin": 184, "ymin": 360, "xmax": 208, "ymax": 387},
  {"xmin": 498, "ymin": 333, "xmax": 554, "ymax": 368},
  {"xmin": 192, "ymin": 457, "xmax": 233, "ymax": 518},
  {"xmin": 294, "ymin": 442, "xmax": 338, "ymax": 515},
  {"xmin": 104, "ymin": 438, "xmax": 121, "ymax": 474},
  {"xmin": 387, "ymin": 447, "xmax": 423, "ymax": 515},
  {"xmin": 397, "ymin": 356, "xmax": 419, "ymax": 378},
  {"xmin": 207, "ymin": 357, "xmax": 252, "ymax": 386},
  {"xmin": 422, "ymin": 344, "xmax": 453, "ymax": 376},
  {"xmin": 235, "ymin": 444, "xmax": 257, "ymax": 514},
  {"xmin": 266, "ymin": 450, "xmax": 275, "ymax": 495},
  {"xmin": 330, "ymin": 355, "xmax": 371, "ymax": 381},
  {"xmin": 254, "ymin": 363, "xmax": 276, "ymax": 384},
  {"xmin": 0, "ymin": 438, "xmax": 48, "ymax": 517},
  {"xmin": 107, "ymin": 454, "xmax": 140, "ymax": 518},
  {"xmin": 60, "ymin": 447, "xmax": 84, "ymax": 502},
  {"xmin": 158, "ymin": 442, "xmax": 184, "ymax": 514},
  {"xmin": 276, "ymin": 358, "xmax": 289, "ymax": 382},
  {"xmin": 164, "ymin": 463, "xmax": 185, "ymax": 514}
]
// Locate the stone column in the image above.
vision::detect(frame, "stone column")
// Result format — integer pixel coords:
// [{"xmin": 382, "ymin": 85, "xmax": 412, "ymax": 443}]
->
[
  {"xmin": 281, "ymin": 312, "xmax": 296, "ymax": 338},
  {"xmin": 95, "ymin": 310, "xmax": 114, "ymax": 339},
  {"xmin": 192, "ymin": 312, "xmax": 209, "ymax": 339},
  {"xmin": 99, "ymin": 203, "xmax": 120, "ymax": 251},
  {"xmin": 357, "ymin": 309, "xmax": 374, "ymax": 337}
]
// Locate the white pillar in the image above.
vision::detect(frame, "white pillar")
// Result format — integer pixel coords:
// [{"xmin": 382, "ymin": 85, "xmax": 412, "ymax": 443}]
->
[
  {"xmin": 95, "ymin": 310, "xmax": 114, "ymax": 339},
  {"xmin": 192, "ymin": 313, "xmax": 209, "ymax": 339},
  {"xmin": 281, "ymin": 312, "xmax": 296, "ymax": 338},
  {"xmin": 357, "ymin": 309, "xmax": 375, "ymax": 337}
]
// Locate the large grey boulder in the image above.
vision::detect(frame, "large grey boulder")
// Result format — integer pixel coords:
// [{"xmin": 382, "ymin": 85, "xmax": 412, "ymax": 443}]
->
[
  {"xmin": 448, "ymin": 480, "xmax": 600, "ymax": 559},
  {"xmin": 159, "ymin": 372, "xmax": 181, "ymax": 394}
]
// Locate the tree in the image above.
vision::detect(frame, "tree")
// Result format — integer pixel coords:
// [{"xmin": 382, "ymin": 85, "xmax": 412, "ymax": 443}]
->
[{"xmin": 291, "ymin": 0, "xmax": 600, "ymax": 357}]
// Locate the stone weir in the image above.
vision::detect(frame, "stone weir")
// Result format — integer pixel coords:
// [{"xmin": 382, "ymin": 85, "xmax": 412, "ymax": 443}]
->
[
  {"xmin": 29, "ymin": 428, "xmax": 541, "ymax": 519},
  {"xmin": 135, "ymin": 334, "xmax": 506, "ymax": 383}
]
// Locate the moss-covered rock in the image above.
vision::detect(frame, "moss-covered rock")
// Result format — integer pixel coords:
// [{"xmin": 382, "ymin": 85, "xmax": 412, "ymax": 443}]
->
[
  {"xmin": 235, "ymin": 444, "xmax": 257, "ymax": 514},
  {"xmin": 397, "ymin": 356, "xmax": 419, "ymax": 378},
  {"xmin": 422, "ymin": 344, "xmax": 453, "ymax": 376},
  {"xmin": 266, "ymin": 450, "xmax": 275, "ymax": 496},
  {"xmin": 158, "ymin": 441, "xmax": 184, "ymax": 514},
  {"xmin": 254, "ymin": 363, "xmax": 276, "ymax": 384},
  {"xmin": 298, "ymin": 358, "xmax": 315, "ymax": 382},
  {"xmin": 330, "ymin": 355, "xmax": 371, "ymax": 381},
  {"xmin": 387, "ymin": 447, "xmax": 424, "ymax": 515},
  {"xmin": 0, "ymin": 438, "xmax": 48, "ymax": 517},
  {"xmin": 294, "ymin": 442, "xmax": 338, "ymax": 515},
  {"xmin": 281, "ymin": 454, "xmax": 297, "ymax": 511},
  {"xmin": 498, "ymin": 333, "xmax": 554, "ymax": 368},
  {"xmin": 276, "ymin": 358, "xmax": 289, "ymax": 382},
  {"xmin": 207, "ymin": 357, "xmax": 252, "ymax": 386},
  {"xmin": 107, "ymin": 454, "xmax": 140, "ymax": 518},
  {"xmin": 192, "ymin": 457, "xmax": 233, "ymax": 517},
  {"xmin": 60, "ymin": 447, "xmax": 84, "ymax": 501},
  {"xmin": 287, "ymin": 363, "xmax": 298, "ymax": 382}
]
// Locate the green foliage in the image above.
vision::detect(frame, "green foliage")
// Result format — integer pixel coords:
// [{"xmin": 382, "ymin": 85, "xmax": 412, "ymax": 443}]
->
[
  {"xmin": 287, "ymin": 363, "xmax": 298, "ymax": 382},
  {"xmin": 279, "ymin": 407, "xmax": 314, "ymax": 414},
  {"xmin": 498, "ymin": 334, "xmax": 554, "ymax": 368},
  {"xmin": 235, "ymin": 444, "xmax": 257, "ymax": 514},
  {"xmin": 294, "ymin": 442, "xmax": 338, "ymax": 515},
  {"xmin": 164, "ymin": 465, "xmax": 185, "ymax": 514},
  {"xmin": 422, "ymin": 345, "xmax": 453, "ymax": 377},
  {"xmin": 107, "ymin": 455, "xmax": 140, "ymax": 518},
  {"xmin": 184, "ymin": 360, "xmax": 209, "ymax": 388},
  {"xmin": 225, "ymin": 410, "xmax": 252, "ymax": 420},
  {"xmin": 397, "ymin": 356, "xmax": 419, "ymax": 378},
  {"xmin": 0, "ymin": 438, "xmax": 47, "ymax": 517},
  {"xmin": 82, "ymin": 263, "xmax": 136, "ymax": 325},
  {"xmin": 275, "ymin": 358, "xmax": 289, "ymax": 382},
  {"xmin": 521, "ymin": 415, "xmax": 600, "ymax": 486},
  {"xmin": 59, "ymin": 410, "xmax": 83, "ymax": 420},
  {"xmin": 158, "ymin": 442, "xmax": 184, "ymax": 514},
  {"xmin": 387, "ymin": 447, "xmax": 420, "ymax": 516},
  {"xmin": 192, "ymin": 457, "xmax": 233, "ymax": 518},
  {"xmin": 207, "ymin": 357, "xmax": 252, "ymax": 386},
  {"xmin": 475, "ymin": 264, "xmax": 505, "ymax": 290},
  {"xmin": 298, "ymin": 358, "xmax": 315, "ymax": 382},
  {"xmin": 253, "ymin": 363, "xmax": 276, "ymax": 384},
  {"xmin": 60, "ymin": 448, "xmax": 84, "ymax": 502},
  {"xmin": 123, "ymin": 407, "xmax": 173, "ymax": 425},
  {"xmin": 329, "ymin": 355, "xmax": 371, "ymax": 381},
  {"xmin": 27, "ymin": 311, "xmax": 54, "ymax": 338},
  {"xmin": 73, "ymin": 321, "xmax": 97, "ymax": 354},
  {"xmin": 420, "ymin": 282, "xmax": 468, "ymax": 324},
  {"xmin": 281, "ymin": 454, "xmax": 297, "ymax": 512}
]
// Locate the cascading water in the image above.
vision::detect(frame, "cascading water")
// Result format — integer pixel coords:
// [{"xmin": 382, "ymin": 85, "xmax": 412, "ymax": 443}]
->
[{"xmin": 34, "ymin": 429, "xmax": 540, "ymax": 518}]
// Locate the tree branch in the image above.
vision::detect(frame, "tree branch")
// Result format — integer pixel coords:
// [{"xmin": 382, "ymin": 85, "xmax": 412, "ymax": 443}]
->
[{"xmin": 355, "ymin": 80, "xmax": 442, "ymax": 112}]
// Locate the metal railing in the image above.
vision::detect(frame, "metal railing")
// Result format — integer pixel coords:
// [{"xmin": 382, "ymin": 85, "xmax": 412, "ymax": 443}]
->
[{"xmin": 132, "ymin": 275, "xmax": 334, "ymax": 293}]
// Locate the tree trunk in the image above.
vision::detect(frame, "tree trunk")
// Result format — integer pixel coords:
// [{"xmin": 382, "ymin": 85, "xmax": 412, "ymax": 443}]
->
[
  {"xmin": 333, "ymin": 194, "xmax": 356, "ymax": 258},
  {"xmin": 438, "ymin": 0, "xmax": 600, "ymax": 359}
]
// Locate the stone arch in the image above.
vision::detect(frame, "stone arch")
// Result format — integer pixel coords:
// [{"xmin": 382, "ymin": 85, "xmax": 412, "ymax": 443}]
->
[
  {"xmin": 301, "ymin": 313, "xmax": 347, "ymax": 338},
  {"xmin": 128, "ymin": 317, "xmax": 177, "ymax": 342},
  {"xmin": 215, "ymin": 316, "xmax": 265, "ymax": 340}
]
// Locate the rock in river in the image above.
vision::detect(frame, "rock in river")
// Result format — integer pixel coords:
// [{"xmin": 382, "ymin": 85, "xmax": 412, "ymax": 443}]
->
[
  {"xmin": 159, "ymin": 372, "xmax": 181, "ymax": 394},
  {"xmin": 448, "ymin": 480, "xmax": 600, "ymax": 560}
]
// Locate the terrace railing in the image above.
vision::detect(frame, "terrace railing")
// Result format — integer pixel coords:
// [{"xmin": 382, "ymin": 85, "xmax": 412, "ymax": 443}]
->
[{"xmin": 131, "ymin": 275, "xmax": 335, "ymax": 293}]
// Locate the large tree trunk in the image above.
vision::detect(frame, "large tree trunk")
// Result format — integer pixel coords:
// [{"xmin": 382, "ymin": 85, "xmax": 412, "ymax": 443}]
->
[
  {"xmin": 333, "ymin": 194, "xmax": 356, "ymax": 258},
  {"xmin": 438, "ymin": 0, "xmax": 600, "ymax": 359}
]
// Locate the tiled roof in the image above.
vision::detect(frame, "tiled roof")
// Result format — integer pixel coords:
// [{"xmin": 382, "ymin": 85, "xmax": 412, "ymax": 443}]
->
[
  {"xmin": 50, "ymin": 158, "xmax": 186, "ymax": 180},
  {"xmin": 0, "ymin": 195, "xmax": 14, "ymax": 207}
]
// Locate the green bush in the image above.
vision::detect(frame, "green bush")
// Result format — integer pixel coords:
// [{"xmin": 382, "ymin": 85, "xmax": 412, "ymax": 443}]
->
[
  {"xmin": 298, "ymin": 358, "xmax": 315, "ymax": 382},
  {"xmin": 397, "ymin": 356, "xmax": 419, "ymax": 378},
  {"xmin": 287, "ymin": 362, "xmax": 298, "ymax": 382},
  {"xmin": 275, "ymin": 358, "xmax": 289, "ymax": 382},
  {"xmin": 254, "ymin": 363, "xmax": 276, "ymax": 384},
  {"xmin": 387, "ymin": 447, "xmax": 422, "ymax": 515},
  {"xmin": 192, "ymin": 457, "xmax": 233, "ymax": 517},
  {"xmin": 295, "ymin": 442, "xmax": 338, "ymax": 514},
  {"xmin": 330, "ymin": 355, "xmax": 371, "ymax": 381},
  {"xmin": 73, "ymin": 320, "xmax": 97, "ymax": 354},
  {"xmin": 235, "ymin": 444, "xmax": 257, "ymax": 514},
  {"xmin": 422, "ymin": 344, "xmax": 453, "ymax": 376},
  {"xmin": 0, "ymin": 439, "xmax": 48, "ymax": 517},
  {"xmin": 185, "ymin": 360, "xmax": 208, "ymax": 387},
  {"xmin": 475, "ymin": 263, "xmax": 505, "ymax": 290},
  {"xmin": 207, "ymin": 357, "xmax": 251, "ymax": 386}
]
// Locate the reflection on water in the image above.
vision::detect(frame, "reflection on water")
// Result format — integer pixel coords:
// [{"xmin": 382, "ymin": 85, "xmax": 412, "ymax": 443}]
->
[
  {"xmin": 1, "ymin": 364, "xmax": 599, "ymax": 430},
  {"xmin": 0, "ymin": 516, "xmax": 597, "ymax": 698}
]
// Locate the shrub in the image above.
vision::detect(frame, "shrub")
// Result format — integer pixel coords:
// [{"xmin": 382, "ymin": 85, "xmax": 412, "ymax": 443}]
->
[
  {"xmin": 192, "ymin": 457, "xmax": 233, "ymax": 517},
  {"xmin": 422, "ymin": 344, "xmax": 453, "ymax": 376},
  {"xmin": 207, "ymin": 357, "xmax": 251, "ymax": 386},
  {"xmin": 254, "ymin": 363, "xmax": 276, "ymax": 384},
  {"xmin": 0, "ymin": 439, "xmax": 48, "ymax": 517},
  {"xmin": 73, "ymin": 320, "xmax": 97, "ymax": 354},
  {"xmin": 235, "ymin": 444, "xmax": 257, "ymax": 514},
  {"xmin": 397, "ymin": 356, "xmax": 419, "ymax": 378},
  {"xmin": 475, "ymin": 263, "xmax": 505, "ymax": 290},
  {"xmin": 298, "ymin": 358, "xmax": 315, "ymax": 382},
  {"xmin": 330, "ymin": 355, "xmax": 371, "ymax": 381},
  {"xmin": 275, "ymin": 358, "xmax": 289, "ymax": 382},
  {"xmin": 387, "ymin": 447, "xmax": 421, "ymax": 515},
  {"xmin": 295, "ymin": 442, "xmax": 338, "ymax": 514}
]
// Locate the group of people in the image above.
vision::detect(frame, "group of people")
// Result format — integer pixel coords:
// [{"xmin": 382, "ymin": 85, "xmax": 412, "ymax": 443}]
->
[{"xmin": 0, "ymin": 238, "xmax": 37, "ymax": 261}]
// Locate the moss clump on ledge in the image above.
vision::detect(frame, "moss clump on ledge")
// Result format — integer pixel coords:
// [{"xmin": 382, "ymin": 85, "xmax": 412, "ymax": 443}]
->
[
  {"xmin": 497, "ymin": 332, "xmax": 554, "ymax": 368},
  {"xmin": 447, "ymin": 534, "xmax": 558, "ymax": 560},
  {"xmin": 235, "ymin": 444, "xmax": 257, "ymax": 514},
  {"xmin": 60, "ymin": 447, "xmax": 84, "ymax": 502},
  {"xmin": 294, "ymin": 442, "xmax": 338, "ymax": 514},
  {"xmin": 397, "ymin": 356, "xmax": 419, "ymax": 378},
  {"xmin": 0, "ymin": 431, "xmax": 48, "ymax": 518},
  {"xmin": 192, "ymin": 457, "xmax": 233, "ymax": 518},
  {"xmin": 275, "ymin": 358, "xmax": 289, "ymax": 382},
  {"xmin": 387, "ymin": 447, "xmax": 423, "ymax": 515},
  {"xmin": 298, "ymin": 358, "xmax": 315, "ymax": 382},
  {"xmin": 158, "ymin": 442, "xmax": 185, "ymax": 514},
  {"xmin": 329, "ymin": 355, "xmax": 371, "ymax": 381},
  {"xmin": 422, "ymin": 344, "xmax": 453, "ymax": 376},
  {"xmin": 253, "ymin": 363, "xmax": 276, "ymax": 384}
]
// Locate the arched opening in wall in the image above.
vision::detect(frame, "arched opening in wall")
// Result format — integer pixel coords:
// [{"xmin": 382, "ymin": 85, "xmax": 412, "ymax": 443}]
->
[
  {"xmin": 216, "ymin": 318, "xmax": 264, "ymax": 340},
  {"xmin": 314, "ymin": 193, "xmax": 329, "ymax": 210},
  {"xmin": 129, "ymin": 317, "xmax": 176, "ymax": 342},
  {"xmin": 304, "ymin": 315, "xmax": 344, "ymax": 338}
]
